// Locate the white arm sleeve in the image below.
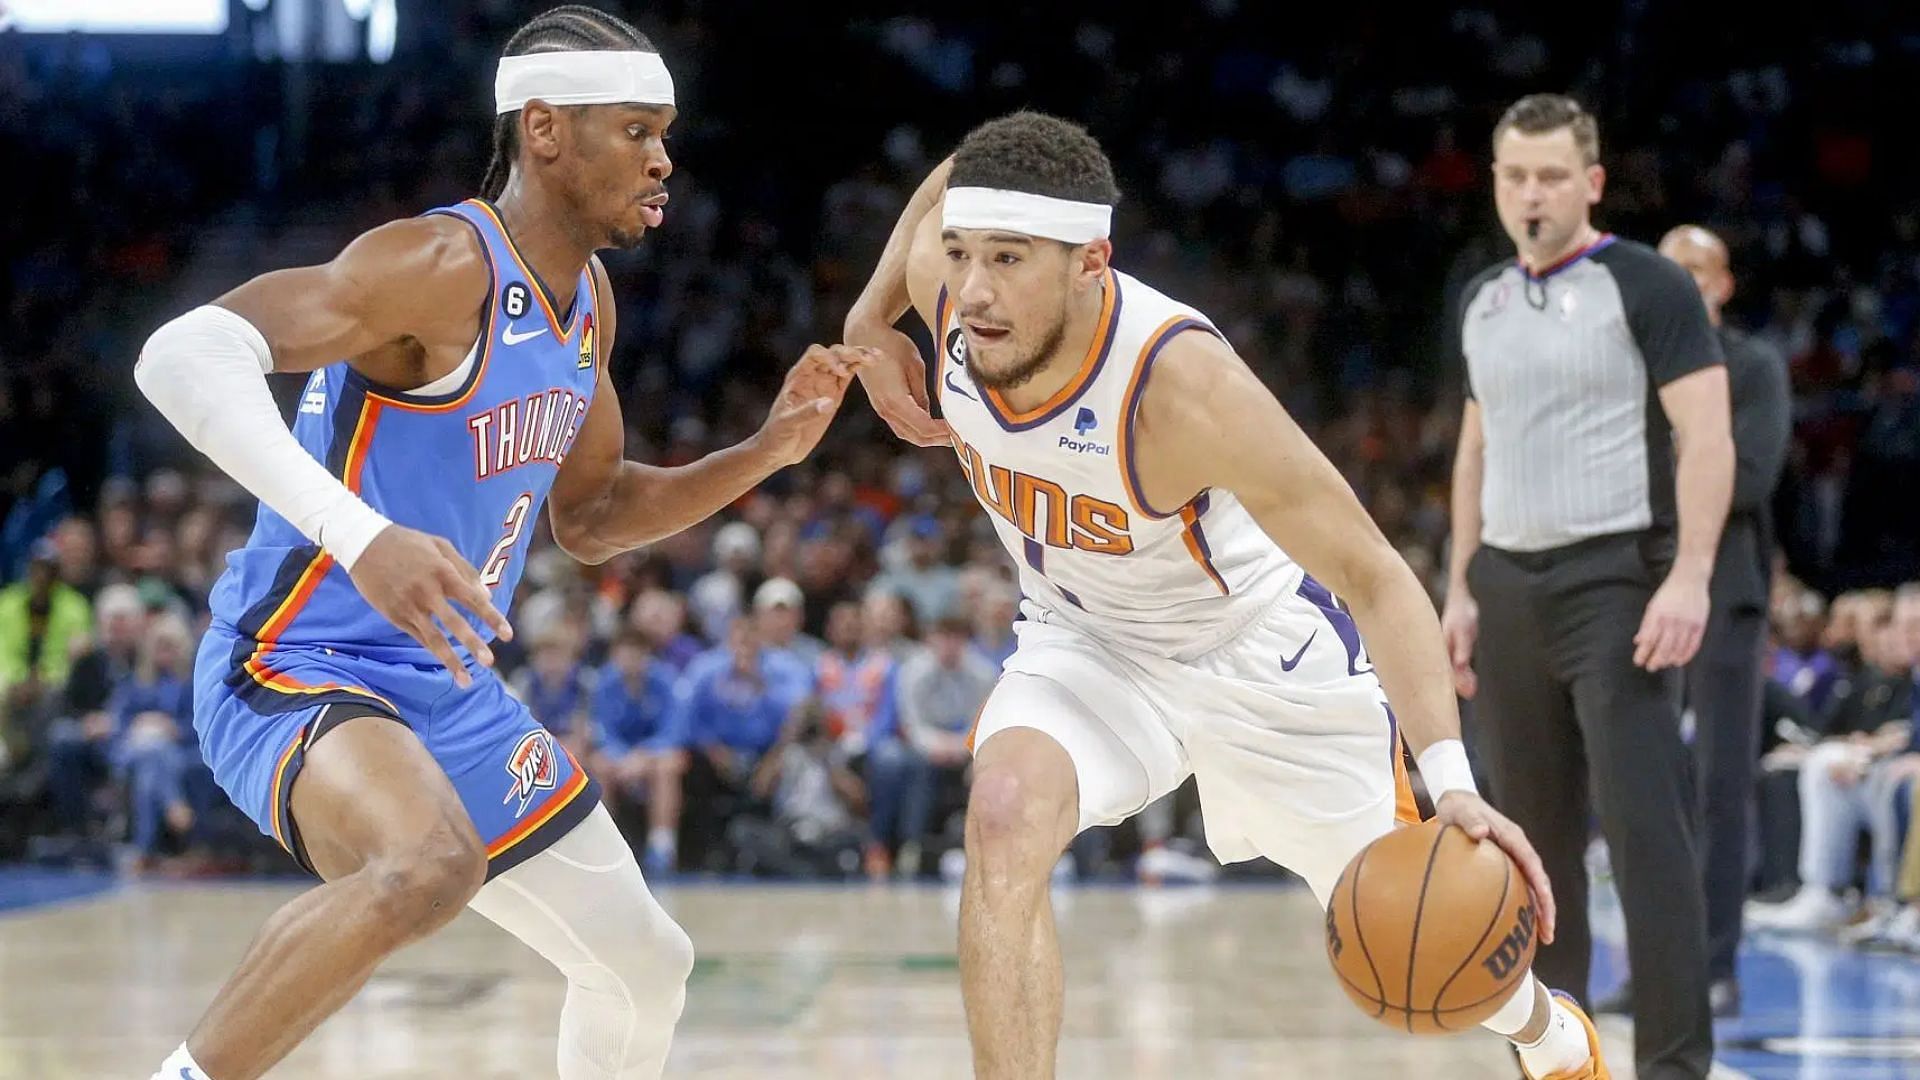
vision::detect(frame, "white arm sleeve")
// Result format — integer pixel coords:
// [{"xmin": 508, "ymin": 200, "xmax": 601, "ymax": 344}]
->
[{"xmin": 135, "ymin": 305, "xmax": 392, "ymax": 569}]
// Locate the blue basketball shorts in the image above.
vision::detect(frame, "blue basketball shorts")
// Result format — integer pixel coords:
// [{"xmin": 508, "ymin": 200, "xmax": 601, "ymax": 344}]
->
[{"xmin": 193, "ymin": 626, "xmax": 599, "ymax": 878}]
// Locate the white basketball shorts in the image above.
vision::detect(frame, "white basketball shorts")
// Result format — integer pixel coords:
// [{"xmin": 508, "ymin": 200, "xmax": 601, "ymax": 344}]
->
[{"xmin": 969, "ymin": 575, "xmax": 1421, "ymax": 900}]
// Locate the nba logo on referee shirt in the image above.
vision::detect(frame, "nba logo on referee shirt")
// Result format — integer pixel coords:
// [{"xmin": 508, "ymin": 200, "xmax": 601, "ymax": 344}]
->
[{"xmin": 503, "ymin": 730, "xmax": 558, "ymax": 817}]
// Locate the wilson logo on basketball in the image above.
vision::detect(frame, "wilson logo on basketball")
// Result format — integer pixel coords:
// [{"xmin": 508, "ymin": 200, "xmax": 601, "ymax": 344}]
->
[
  {"xmin": 1480, "ymin": 902, "xmax": 1535, "ymax": 981},
  {"xmin": 503, "ymin": 730, "xmax": 559, "ymax": 818}
]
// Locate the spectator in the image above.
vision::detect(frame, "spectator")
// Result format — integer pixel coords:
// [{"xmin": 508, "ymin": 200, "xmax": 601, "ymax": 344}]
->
[
  {"xmin": 0, "ymin": 540, "xmax": 92, "ymax": 698},
  {"xmin": 754, "ymin": 577, "xmax": 827, "ymax": 670},
  {"xmin": 62, "ymin": 583, "xmax": 147, "ymax": 732},
  {"xmin": 873, "ymin": 615, "xmax": 996, "ymax": 877},
  {"xmin": 971, "ymin": 584, "xmax": 1019, "ymax": 670},
  {"xmin": 109, "ymin": 613, "xmax": 209, "ymax": 868},
  {"xmin": 630, "ymin": 587, "xmax": 704, "ymax": 672},
  {"xmin": 510, "ymin": 630, "xmax": 593, "ymax": 764},
  {"xmin": 589, "ymin": 630, "xmax": 685, "ymax": 873},
  {"xmin": 46, "ymin": 612, "xmax": 202, "ymax": 863},
  {"xmin": 861, "ymin": 588, "xmax": 918, "ymax": 660},
  {"xmin": 688, "ymin": 521, "xmax": 762, "ymax": 641},
  {"xmin": 816, "ymin": 600, "xmax": 896, "ymax": 755},
  {"xmin": 1749, "ymin": 585, "xmax": 1920, "ymax": 932},
  {"xmin": 1771, "ymin": 585, "xmax": 1843, "ymax": 711},
  {"xmin": 728, "ymin": 699, "xmax": 867, "ymax": 878},
  {"xmin": 674, "ymin": 617, "xmax": 814, "ymax": 869},
  {"xmin": 49, "ymin": 517, "xmax": 101, "ymax": 600},
  {"xmin": 876, "ymin": 514, "xmax": 960, "ymax": 623}
]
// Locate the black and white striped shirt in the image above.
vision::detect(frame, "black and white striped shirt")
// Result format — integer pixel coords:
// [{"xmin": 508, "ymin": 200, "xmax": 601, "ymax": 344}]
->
[{"xmin": 1458, "ymin": 235, "xmax": 1724, "ymax": 553}]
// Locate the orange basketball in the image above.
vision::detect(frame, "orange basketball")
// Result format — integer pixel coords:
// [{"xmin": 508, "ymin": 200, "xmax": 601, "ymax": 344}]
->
[{"xmin": 1323, "ymin": 819, "xmax": 1537, "ymax": 1034}]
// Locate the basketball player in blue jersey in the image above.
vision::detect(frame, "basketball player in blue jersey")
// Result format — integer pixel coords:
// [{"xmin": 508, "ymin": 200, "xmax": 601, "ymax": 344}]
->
[
  {"xmin": 845, "ymin": 113, "xmax": 1612, "ymax": 1080},
  {"xmin": 133, "ymin": 8, "xmax": 866, "ymax": 1079}
]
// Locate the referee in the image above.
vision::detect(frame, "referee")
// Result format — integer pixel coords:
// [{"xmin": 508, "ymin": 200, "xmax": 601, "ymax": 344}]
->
[
  {"xmin": 1443, "ymin": 95, "xmax": 1733, "ymax": 1080},
  {"xmin": 1587, "ymin": 226, "xmax": 1789, "ymax": 1019}
]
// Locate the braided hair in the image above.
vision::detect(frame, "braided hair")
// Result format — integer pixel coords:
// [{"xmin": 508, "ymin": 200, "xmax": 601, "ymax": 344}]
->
[{"xmin": 481, "ymin": 5, "xmax": 656, "ymax": 200}]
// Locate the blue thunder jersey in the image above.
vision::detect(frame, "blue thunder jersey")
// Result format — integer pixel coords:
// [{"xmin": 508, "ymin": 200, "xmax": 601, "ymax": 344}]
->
[{"xmin": 207, "ymin": 198, "xmax": 601, "ymax": 676}]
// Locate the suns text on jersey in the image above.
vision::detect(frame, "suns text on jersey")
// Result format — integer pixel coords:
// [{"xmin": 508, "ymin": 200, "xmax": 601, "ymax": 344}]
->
[
  {"xmin": 467, "ymin": 388, "xmax": 590, "ymax": 480},
  {"xmin": 951, "ymin": 433, "xmax": 1134, "ymax": 556}
]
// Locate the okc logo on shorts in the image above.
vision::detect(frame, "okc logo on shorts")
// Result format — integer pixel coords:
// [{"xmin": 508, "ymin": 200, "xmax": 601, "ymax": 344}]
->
[{"xmin": 503, "ymin": 730, "xmax": 559, "ymax": 818}]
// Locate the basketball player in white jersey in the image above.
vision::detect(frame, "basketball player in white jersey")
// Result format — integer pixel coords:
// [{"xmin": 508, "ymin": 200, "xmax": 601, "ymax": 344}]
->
[{"xmin": 845, "ymin": 112, "xmax": 1612, "ymax": 1080}]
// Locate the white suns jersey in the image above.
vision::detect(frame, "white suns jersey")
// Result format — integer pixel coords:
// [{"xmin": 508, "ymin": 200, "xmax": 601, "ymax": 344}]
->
[{"xmin": 934, "ymin": 268, "xmax": 1301, "ymax": 660}]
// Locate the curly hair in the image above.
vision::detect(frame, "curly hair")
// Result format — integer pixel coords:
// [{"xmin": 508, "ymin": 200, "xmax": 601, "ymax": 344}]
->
[
  {"xmin": 480, "ymin": 6, "xmax": 657, "ymax": 200},
  {"xmin": 947, "ymin": 111, "xmax": 1120, "ymax": 206}
]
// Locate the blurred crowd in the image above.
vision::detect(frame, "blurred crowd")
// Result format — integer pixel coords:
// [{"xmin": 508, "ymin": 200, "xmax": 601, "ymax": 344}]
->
[
  {"xmin": 0, "ymin": 4, "xmax": 1917, "ymax": 892},
  {"xmin": 1743, "ymin": 580, "xmax": 1920, "ymax": 955}
]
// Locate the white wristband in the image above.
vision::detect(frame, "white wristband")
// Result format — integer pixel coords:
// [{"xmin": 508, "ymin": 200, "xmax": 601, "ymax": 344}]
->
[
  {"xmin": 316, "ymin": 499, "xmax": 392, "ymax": 571},
  {"xmin": 1416, "ymin": 739, "xmax": 1479, "ymax": 800}
]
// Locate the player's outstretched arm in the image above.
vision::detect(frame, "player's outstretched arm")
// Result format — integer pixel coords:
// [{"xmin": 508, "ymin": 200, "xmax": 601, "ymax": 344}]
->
[
  {"xmin": 135, "ymin": 218, "xmax": 512, "ymax": 685},
  {"xmin": 843, "ymin": 158, "xmax": 954, "ymax": 447},
  {"xmin": 1134, "ymin": 331, "xmax": 1556, "ymax": 940},
  {"xmin": 547, "ymin": 263, "xmax": 871, "ymax": 564}
]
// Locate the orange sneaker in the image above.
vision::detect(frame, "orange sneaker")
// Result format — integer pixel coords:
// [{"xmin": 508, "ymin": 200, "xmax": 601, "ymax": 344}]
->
[{"xmin": 1522, "ymin": 991, "xmax": 1611, "ymax": 1080}]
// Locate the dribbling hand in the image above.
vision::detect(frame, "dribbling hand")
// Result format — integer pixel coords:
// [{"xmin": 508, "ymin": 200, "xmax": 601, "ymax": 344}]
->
[
  {"xmin": 1433, "ymin": 790, "xmax": 1557, "ymax": 946},
  {"xmin": 348, "ymin": 524, "xmax": 513, "ymax": 688}
]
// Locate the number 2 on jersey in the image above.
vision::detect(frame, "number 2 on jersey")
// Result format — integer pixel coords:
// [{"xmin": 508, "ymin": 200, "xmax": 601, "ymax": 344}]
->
[{"xmin": 479, "ymin": 492, "xmax": 534, "ymax": 588}]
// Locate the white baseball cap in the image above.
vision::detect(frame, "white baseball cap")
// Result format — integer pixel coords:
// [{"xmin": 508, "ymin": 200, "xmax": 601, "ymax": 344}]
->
[{"xmin": 754, "ymin": 577, "xmax": 804, "ymax": 612}]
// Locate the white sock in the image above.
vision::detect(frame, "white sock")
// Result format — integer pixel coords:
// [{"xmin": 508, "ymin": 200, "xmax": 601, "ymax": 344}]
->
[
  {"xmin": 646, "ymin": 825, "xmax": 675, "ymax": 855},
  {"xmin": 1512, "ymin": 995, "xmax": 1591, "ymax": 1077},
  {"xmin": 154, "ymin": 1043, "xmax": 213, "ymax": 1080}
]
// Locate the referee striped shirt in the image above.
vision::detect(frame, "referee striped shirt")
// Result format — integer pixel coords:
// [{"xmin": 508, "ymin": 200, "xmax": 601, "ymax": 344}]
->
[{"xmin": 1457, "ymin": 235, "xmax": 1724, "ymax": 553}]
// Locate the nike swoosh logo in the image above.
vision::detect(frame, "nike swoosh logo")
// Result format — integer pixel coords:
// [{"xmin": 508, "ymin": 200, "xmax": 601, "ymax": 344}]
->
[
  {"xmin": 944, "ymin": 369, "xmax": 976, "ymax": 401},
  {"xmin": 1279, "ymin": 629, "xmax": 1317, "ymax": 671},
  {"xmin": 501, "ymin": 324, "xmax": 548, "ymax": 346}
]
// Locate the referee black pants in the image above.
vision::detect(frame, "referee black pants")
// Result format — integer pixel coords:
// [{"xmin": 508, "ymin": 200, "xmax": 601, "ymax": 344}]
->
[
  {"xmin": 1466, "ymin": 532, "xmax": 1713, "ymax": 1080},
  {"xmin": 1688, "ymin": 602, "xmax": 1768, "ymax": 982}
]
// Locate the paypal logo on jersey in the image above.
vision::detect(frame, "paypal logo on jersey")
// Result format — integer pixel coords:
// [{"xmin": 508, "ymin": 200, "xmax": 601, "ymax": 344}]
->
[{"xmin": 1058, "ymin": 408, "xmax": 1110, "ymax": 455}]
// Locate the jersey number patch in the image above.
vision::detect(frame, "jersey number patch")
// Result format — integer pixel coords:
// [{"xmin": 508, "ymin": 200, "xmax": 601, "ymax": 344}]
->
[
  {"xmin": 480, "ymin": 492, "xmax": 535, "ymax": 588},
  {"xmin": 503, "ymin": 282, "xmax": 532, "ymax": 320}
]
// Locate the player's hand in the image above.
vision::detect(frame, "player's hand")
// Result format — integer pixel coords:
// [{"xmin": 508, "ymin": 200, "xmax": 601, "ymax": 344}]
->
[
  {"xmin": 1635, "ymin": 566, "xmax": 1709, "ymax": 671},
  {"xmin": 846, "ymin": 321, "xmax": 950, "ymax": 447},
  {"xmin": 1439, "ymin": 591, "xmax": 1479, "ymax": 699},
  {"xmin": 1433, "ymin": 791, "xmax": 1557, "ymax": 946},
  {"xmin": 348, "ymin": 524, "xmax": 513, "ymax": 688},
  {"xmin": 753, "ymin": 345, "xmax": 872, "ymax": 468}
]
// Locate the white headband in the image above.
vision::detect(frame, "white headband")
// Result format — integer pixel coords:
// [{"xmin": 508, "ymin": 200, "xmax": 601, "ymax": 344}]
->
[
  {"xmin": 495, "ymin": 50, "xmax": 675, "ymax": 114},
  {"xmin": 942, "ymin": 186, "xmax": 1113, "ymax": 244}
]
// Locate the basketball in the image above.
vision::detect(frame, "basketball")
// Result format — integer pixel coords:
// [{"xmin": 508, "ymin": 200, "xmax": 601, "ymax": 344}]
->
[{"xmin": 1324, "ymin": 820, "xmax": 1537, "ymax": 1034}]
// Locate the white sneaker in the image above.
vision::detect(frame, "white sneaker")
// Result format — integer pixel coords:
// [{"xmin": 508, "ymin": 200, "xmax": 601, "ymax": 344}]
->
[
  {"xmin": 1887, "ymin": 906, "xmax": 1920, "ymax": 952},
  {"xmin": 939, "ymin": 847, "xmax": 967, "ymax": 884},
  {"xmin": 1747, "ymin": 887, "xmax": 1854, "ymax": 934},
  {"xmin": 1137, "ymin": 845, "xmax": 1221, "ymax": 884},
  {"xmin": 1839, "ymin": 901, "xmax": 1901, "ymax": 947}
]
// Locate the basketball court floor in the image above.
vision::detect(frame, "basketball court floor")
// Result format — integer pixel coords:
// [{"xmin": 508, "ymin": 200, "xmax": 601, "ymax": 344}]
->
[{"xmin": 0, "ymin": 870, "xmax": 1915, "ymax": 1078}]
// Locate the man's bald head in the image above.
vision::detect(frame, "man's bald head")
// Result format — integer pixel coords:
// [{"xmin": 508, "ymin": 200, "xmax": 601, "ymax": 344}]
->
[{"xmin": 1658, "ymin": 224, "xmax": 1733, "ymax": 326}]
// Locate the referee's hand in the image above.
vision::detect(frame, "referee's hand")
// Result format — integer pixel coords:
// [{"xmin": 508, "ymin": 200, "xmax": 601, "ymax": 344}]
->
[
  {"xmin": 1633, "ymin": 568, "xmax": 1709, "ymax": 671},
  {"xmin": 1440, "ymin": 591, "xmax": 1479, "ymax": 699}
]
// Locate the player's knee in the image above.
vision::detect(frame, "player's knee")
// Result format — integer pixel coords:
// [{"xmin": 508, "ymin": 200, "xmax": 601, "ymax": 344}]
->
[
  {"xmin": 966, "ymin": 765, "xmax": 1072, "ymax": 871},
  {"xmin": 581, "ymin": 902, "xmax": 696, "ymax": 1030},
  {"xmin": 640, "ymin": 915, "xmax": 696, "ymax": 992},
  {"xmin": 364, "ymin": 832, "xmax": 488, "ymax": 940}
]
